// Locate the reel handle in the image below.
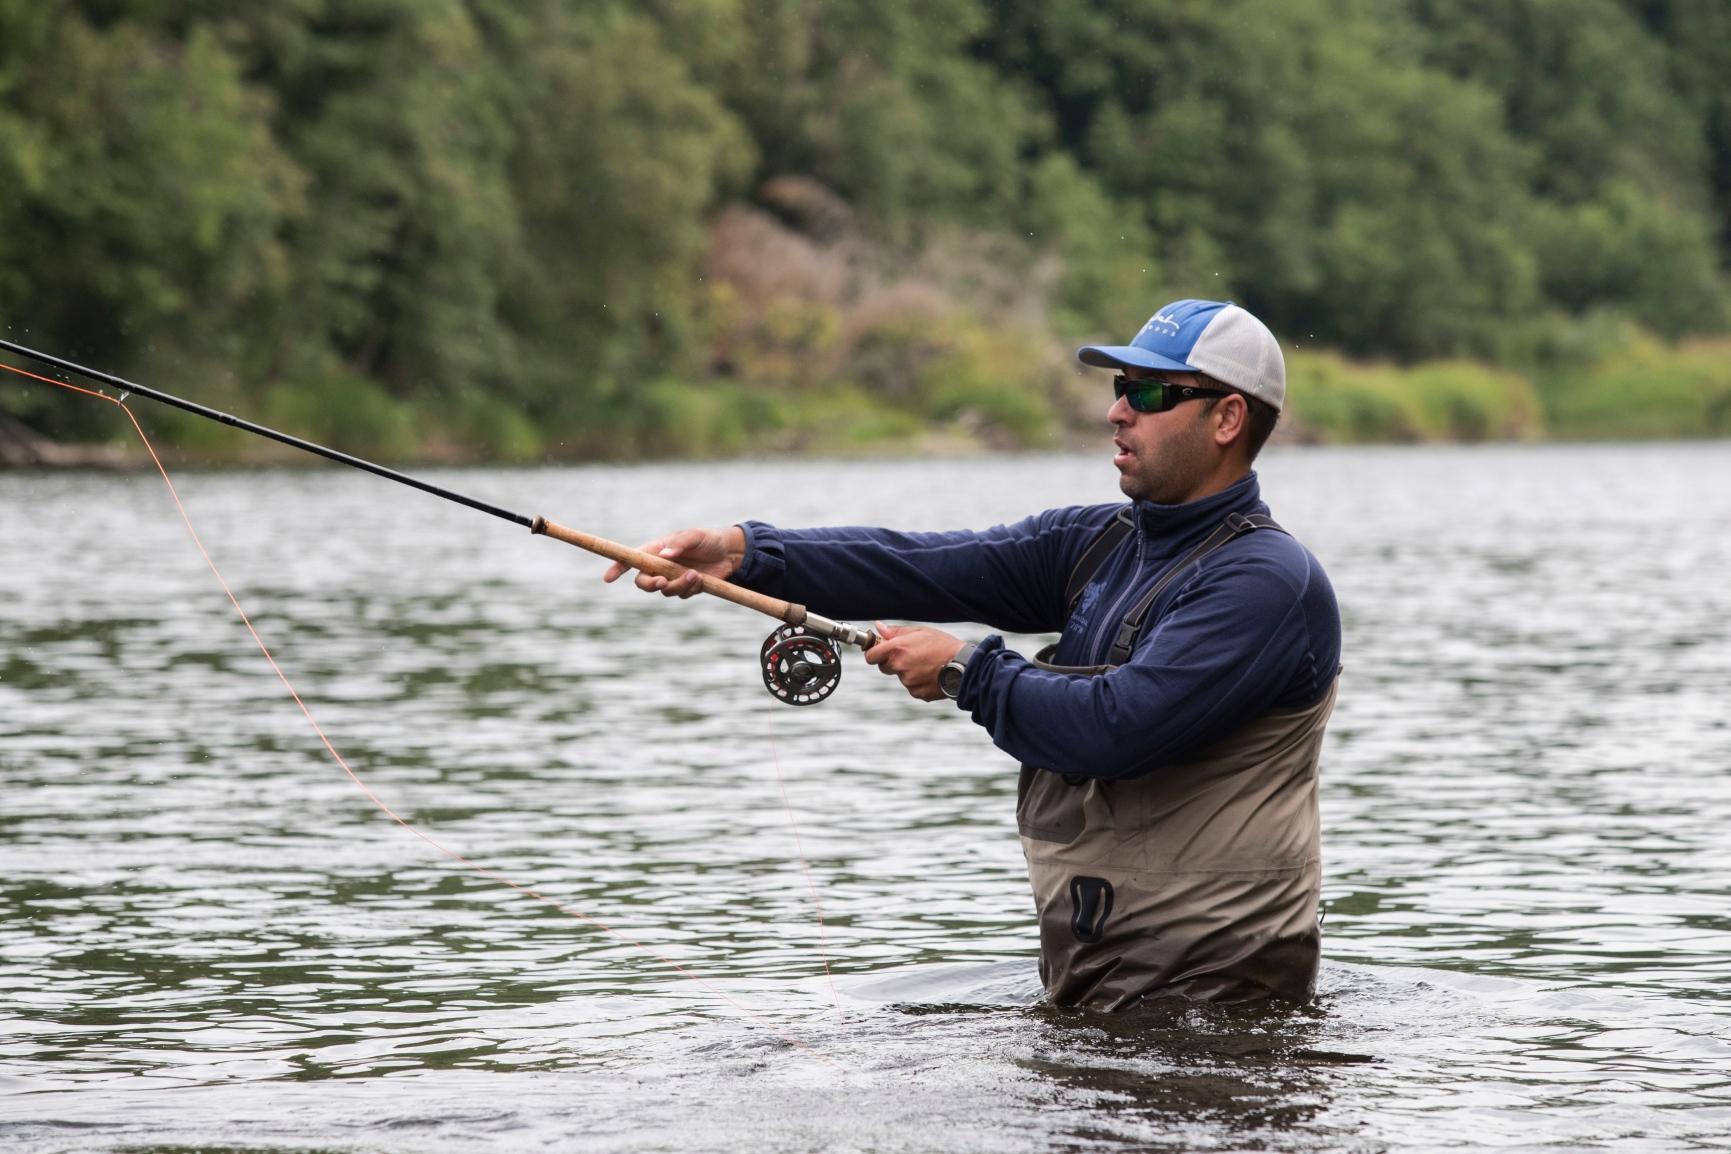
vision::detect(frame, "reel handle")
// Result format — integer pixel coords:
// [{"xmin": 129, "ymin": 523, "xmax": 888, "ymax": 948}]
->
[{"xmin": 799, "ymin": 612, "xmax": 881, "ymax": 651}]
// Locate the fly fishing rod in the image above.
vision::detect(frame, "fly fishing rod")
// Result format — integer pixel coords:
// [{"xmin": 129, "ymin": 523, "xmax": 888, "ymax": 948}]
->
[{"xmin": 0, "ymin": 337, "xmax": 877, "ymax": 705}]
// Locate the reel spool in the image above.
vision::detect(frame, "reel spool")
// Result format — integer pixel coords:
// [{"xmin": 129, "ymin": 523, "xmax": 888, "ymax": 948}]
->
[{"xmin": 760, "ymin": 624, "xmax": 842, "ymax": 706}]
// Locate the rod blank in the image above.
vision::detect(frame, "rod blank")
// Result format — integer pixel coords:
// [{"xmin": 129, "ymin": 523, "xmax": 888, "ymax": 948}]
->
[{"xmin": 1, "ymin": 336, "xmax": 881, "ymax": 647}]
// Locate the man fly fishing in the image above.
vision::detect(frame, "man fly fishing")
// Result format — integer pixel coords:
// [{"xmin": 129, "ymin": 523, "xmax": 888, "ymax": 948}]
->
[{"xmin": 604, "ymin": 299, "xmax": 1343, "ymax": 1010}]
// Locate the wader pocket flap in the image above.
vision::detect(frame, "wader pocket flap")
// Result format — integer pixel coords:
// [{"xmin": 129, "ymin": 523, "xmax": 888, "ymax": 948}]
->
[
  {"xmin": 1069, "ymin": 876, "xmax": 1114, "ymax": 944},
  {"xmin": 1017, "ymin": 765, "xmax": 1087, "ymax": 844}
]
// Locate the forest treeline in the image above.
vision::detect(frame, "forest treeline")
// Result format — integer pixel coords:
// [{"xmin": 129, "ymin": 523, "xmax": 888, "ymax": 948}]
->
[{"xmin": 2, "ymin": 0, "xmax": 1730, "ymax": 462}]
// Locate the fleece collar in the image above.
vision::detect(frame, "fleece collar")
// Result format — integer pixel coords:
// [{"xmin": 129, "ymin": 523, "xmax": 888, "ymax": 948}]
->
[{"xmin": 1133, "ymin": 471, "xmax": 1263, "ymax": 540}]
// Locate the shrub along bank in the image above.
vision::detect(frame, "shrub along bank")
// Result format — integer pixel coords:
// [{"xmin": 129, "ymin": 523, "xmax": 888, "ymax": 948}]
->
[
  {"xmin": 595, "ymin": 338, "xmax": 1724, "ymax": 459},
  {"xmin": 17, "ymin": 192, "xmax": 1723, "ymax": 465},
  {"xmin": 119, "ymin": 342, "xmax": 1729, "ymax": 466}
]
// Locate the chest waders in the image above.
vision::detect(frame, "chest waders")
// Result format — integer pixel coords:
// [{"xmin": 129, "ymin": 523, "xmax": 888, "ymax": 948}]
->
[{"xmin": 1018, "ymin": 508, "xmax": 1339, "ymax": 1010}]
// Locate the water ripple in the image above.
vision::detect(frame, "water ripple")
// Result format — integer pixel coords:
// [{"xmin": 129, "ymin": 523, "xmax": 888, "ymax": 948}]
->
[{"xmin": 3, "ymin": 445, "xmax": 1729, "ymax": 1151}]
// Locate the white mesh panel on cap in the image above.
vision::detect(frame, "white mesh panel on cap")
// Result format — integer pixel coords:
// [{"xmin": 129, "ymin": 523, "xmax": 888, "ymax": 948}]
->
[{"xmin": 1186, "ymin": 305, "xmax": 1286, "ymax": 411}]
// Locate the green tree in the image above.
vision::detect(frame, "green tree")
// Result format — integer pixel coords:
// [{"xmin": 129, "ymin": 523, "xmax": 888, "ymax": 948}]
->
[
  {"xmin": 978, "ymin": 0, "xmax": 1542, "ymax": 358},
  {"xmin": 653, "ymin": 0, "xmax": 1038, "ymax": 240},
  {"xmin": 474, "ymin": 0, "xmax": 752, "ymax": 434},
  {"xmin": 0, "ymin": 4, "xmax": 298, "ymax": 436},
  {"xmin": 201, "ymin": 1, "xmax": 521, "ymax": 400},
  {"xmin": 1409, "ymin": 0, "xmax": 1730, "ymax": 334},
  {"xmin": 1624, "ymin": 0, "xmax": 1731, "ymax": 258}
]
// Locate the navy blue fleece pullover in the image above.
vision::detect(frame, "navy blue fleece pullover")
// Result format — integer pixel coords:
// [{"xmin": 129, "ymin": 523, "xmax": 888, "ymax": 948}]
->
[{"xmin": 734, "ymin": 472, "xmax": 1340, "ymax": 780}]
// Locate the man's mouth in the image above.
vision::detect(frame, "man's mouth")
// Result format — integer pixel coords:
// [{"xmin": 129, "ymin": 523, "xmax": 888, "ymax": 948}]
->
[{"xmin": 1113, "ymin": 438, "xmax": 1134, "ymax": 467}]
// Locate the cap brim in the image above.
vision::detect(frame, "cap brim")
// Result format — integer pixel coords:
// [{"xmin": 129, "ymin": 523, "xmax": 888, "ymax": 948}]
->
[{"xmin": 1077, "ymin": 344, "xmax": 1198, "ymax": 372}]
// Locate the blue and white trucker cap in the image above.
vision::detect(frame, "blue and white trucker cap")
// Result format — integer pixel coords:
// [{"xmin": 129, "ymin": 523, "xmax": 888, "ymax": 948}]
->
[{"xmin": 1078, "ymin": 299, "xmax": 1286, "ymax": 412}]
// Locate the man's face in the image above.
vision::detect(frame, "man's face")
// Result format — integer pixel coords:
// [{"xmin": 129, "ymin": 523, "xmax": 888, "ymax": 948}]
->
[{"xmin": 1108, "ymin": 367, "xmax": 1220, "ymax": 504}]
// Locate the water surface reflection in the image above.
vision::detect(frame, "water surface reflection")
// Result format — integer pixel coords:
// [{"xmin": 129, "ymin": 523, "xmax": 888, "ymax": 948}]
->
[{"xmin": 2, "ymin": 444, "xmax": 1729, "ymax": 1150}]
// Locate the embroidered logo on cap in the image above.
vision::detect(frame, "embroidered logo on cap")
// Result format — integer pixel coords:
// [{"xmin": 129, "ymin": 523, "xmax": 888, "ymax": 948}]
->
[{"xmin": 1140, "ymin": 311, "xmax": 1182, "ymax": 338}]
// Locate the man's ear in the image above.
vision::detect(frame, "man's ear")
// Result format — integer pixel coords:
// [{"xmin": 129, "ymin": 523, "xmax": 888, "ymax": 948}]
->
[{"xmin": 1213, "ymin": 394, "xmax": 1249, "ymax": 447}]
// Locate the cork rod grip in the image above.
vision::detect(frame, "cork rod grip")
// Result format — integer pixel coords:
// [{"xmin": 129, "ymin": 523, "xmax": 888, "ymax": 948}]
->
[{"xmin": 531, "ymin": 516, "xmax": 802, "ymax": 624}]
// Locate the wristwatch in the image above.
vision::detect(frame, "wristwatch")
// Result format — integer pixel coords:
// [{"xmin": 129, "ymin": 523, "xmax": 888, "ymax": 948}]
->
[{"xmin": 939, "ymin": 643, "xmax": 977, "ymax": 700}]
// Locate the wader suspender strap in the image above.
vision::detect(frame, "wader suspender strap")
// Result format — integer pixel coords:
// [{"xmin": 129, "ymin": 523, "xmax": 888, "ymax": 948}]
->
[
  {"xmin": 1105, "ymin": 511, "xmax": 1285, "ymax": 665},
  {"xmin": 1064, "ymin": 506, "xmax": 1135, "ymax": 612}
]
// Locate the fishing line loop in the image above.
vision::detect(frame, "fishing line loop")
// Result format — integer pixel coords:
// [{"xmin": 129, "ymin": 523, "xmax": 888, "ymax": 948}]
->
[{"xmin": 0, "ymin": 355, "xmax": 846, "ymax": 1073}]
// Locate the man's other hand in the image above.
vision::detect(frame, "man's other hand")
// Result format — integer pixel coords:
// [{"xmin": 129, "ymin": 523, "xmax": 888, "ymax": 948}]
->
[
  {"xmin": 601, "ymin": 526, "xmax": 746, "ymax": 598},
  {"xmin": 864, "ymin": 623, "xmax": 965, "ymax": 702}
]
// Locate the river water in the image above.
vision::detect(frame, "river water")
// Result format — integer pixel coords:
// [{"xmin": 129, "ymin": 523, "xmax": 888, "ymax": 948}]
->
[{"xmin": 1, "ymin": 443, "xmax": 1728, "ymax": 1152}]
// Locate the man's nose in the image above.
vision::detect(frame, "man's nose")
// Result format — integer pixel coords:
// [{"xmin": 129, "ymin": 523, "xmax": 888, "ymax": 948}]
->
[{"xmin": 1107, "ymin": 393, "xmax": 1133, "ymax": 425}]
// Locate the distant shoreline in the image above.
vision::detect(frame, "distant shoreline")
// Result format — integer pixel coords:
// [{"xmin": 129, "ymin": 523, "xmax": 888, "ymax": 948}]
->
[
  {"xmin": 5, "ymin": 427, "xmax": 1725, "ymax": 474},
  {"xmin": 7, "ymin": 336, "xmax": 1728, "ymax": 469}
]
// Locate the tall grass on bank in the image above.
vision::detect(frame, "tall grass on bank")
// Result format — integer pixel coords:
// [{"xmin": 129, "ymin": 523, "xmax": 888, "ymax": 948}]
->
[
  {"xmin": 1535, "ymin": 336, "xmax": 1731, "ymax": 440},
  {"xmin": 145, "ymin": 373, "xmax": 547, "ymax": 464},
  {"xmin": 1284, "ymin": 353, "xmax": 1544, "ymax": 443},
  {"xmin": 56, "ymin": 337, "xmax": 1730, "ymax": 466}
]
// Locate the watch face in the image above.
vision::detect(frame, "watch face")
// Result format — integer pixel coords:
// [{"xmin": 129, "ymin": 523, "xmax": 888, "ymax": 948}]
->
[{"xmin": 939, "ymin": 662, "xmax": 964, "ymax": 698}]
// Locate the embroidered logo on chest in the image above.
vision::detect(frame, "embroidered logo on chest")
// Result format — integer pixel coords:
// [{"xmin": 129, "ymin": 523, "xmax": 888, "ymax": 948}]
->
[{"xmin": 1070, "ymin": 581, "xmax": 1104, "ymax": 633}]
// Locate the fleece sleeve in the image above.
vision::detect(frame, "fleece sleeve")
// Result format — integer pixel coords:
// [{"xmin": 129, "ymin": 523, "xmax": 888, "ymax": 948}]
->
[
  {"xmin": 732, "ymin": 505, "xmax": 1121, "ymax": 636},
  {"xmin": 956, "ymin": 552, "xmax": 1320, "ymax": 779}
]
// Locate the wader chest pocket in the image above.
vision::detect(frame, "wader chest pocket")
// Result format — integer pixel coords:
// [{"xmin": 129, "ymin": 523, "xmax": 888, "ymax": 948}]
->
[
  {"xmin": 1017, "ymin": 765, "xmax": 1087, "ymax": 844},
  {"xmin": 1069, "ymin": 876, "xmax": 1114, "ymax": 943}
]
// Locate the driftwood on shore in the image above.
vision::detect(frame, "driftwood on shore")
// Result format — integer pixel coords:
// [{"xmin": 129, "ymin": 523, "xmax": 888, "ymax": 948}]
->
[{"xmin": 0, "ymin": 413, "xmax": 125, "ymax": 468}]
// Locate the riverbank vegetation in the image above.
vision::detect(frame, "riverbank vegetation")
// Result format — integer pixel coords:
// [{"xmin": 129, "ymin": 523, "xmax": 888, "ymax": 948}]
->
[{"xmin": 3, "ymin": 1, "xmax": 1729, "ymax": 464}]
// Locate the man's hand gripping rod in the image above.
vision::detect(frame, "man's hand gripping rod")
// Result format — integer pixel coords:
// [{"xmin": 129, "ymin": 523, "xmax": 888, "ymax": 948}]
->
[{"xmin": 532, "ymin": 517, "xmax": 878, "ymax": 706}]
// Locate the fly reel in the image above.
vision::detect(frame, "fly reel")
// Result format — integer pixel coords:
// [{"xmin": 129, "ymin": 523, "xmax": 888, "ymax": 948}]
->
[{"xmin": 760, "ymin": 624, "xmax": 843, "ymax": 706}]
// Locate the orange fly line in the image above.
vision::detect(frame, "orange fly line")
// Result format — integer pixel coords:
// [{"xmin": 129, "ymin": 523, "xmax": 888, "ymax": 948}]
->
[{"xmin": 0, "ymin": 358, "xmax": 842, "ymax": 1071}]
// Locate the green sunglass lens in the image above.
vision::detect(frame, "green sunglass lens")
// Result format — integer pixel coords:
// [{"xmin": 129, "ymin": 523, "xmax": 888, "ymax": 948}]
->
[
  {"xmin": 1125, "ymin": 385, "xmax": 1164, "ymax": 413},
  {"xmin": 1113, "ymin": 375, "xmax": 1180, "ymax": 412}
]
